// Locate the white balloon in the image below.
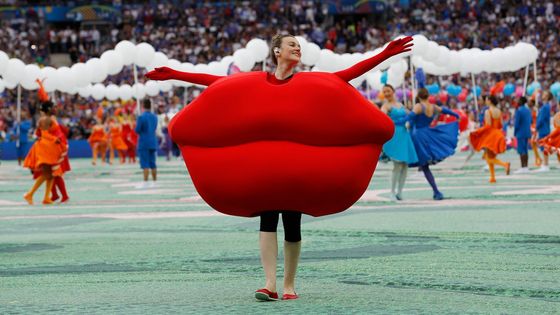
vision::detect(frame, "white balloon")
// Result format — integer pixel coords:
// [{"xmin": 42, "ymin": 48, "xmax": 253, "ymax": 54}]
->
[
  {"xmin": 70, "ymin": 62, "xmax": 92, "ymax": 87},
  {"xmin": 316, "ymin": 49, "xmax": 336, "ymax": 71},
  {"xmin": 86, "ymin": 58, "xmax": 108, "ymax": 83},
  {"xmin": 132, "ymin": 83, "xmax": 146, "ymax": 99},
  {"xmin": 115, "ymin": 40, "xmax": 137, "ymax": 65},
  {"xmin": 412, "ymin": 34, "xmax": 428, "ymax": 57},
  {"xmin": 158, "ymin": 81, "xmax": 172, "ymax": 93},
  {"xmin": 91, "ymin": 83, "xmax": 106, "ymax": 100},
  {"xmin": 366, "ymin": 71, "xmax": 383, "ymax": 90},
  {"xmin": 168, "ymin": 59, "xmax": 181, "ymax": 68},
  {"xmin": 100, "ymin": 50, "xmax": 124, "ymax": 76},
  {"xmin": 21, "ymin": 64, "xmax": 42, "ymax": 90},
  {"xmin": 145, "ymin": 80, "xmax": 160, "ymax": 96},
  {"xmin": 67, "ymin": 86, "xmax": 78, "ymax": 95},
  {"xmin": 233, "ymin": 48, "xmax": 256, "ymax": 72},
  {"xmin": 4, "ymin": 79, "xmax": 17, "ymax": 89},
  {"xmin": 220, "ymin": 55, "xmax": 234, "ymax": 66},
  {"xmin": 423, "ymin": 41, "xmax": 440, "ymax": 62},
  {"xmin": 301, "ymin": 42, "xmax": 321, "ymax": 66},
  {"xmin": 446, "ymin": 50, "xmax": 462, "ymax": 74},
  {"xmin": 207, "ymin": 61, "xmax": 221, "ymax": 76},
  {"xmin": 78, "ymin": 85, "xmax": 92, "ymax": 98},
  {"xmin": 246, "ymin": 38, "xmax": 269, "ymax": 62},
  {"xmin": 434, "ymin": 46, "xmax": 450, "ymax": 67},
  {"xmin": 387, "ymin": 67, "xmax": 404, "ymax": 87},
  {"xmin": 0, "ymin": 50, "xmax": 9, "ymax": 76},
  {"xmin": 105, "ymin": 84, "xmax": 120, "ymax": 101},
  {"xmin": 134, "ymin": 42, "xmax": 156, "ymax": 68},
  {"xmin": 0, "ymin": 79, "xmax": 4, "ymax": 93},
  {"xmin": 119, "ymin": 84, "xmax": 133, "ymax": 100},
  {"xmin": 56, "ymin": 66, "xmax": 76, "ymax": 93},
  {"xmin": 40, "ymin": 66, "xmax": 58, "ymax": 92},
  {"xmin": 146, "ymin": 51, "xmax": 169, "ymax": 72},
  {"xmin": 3, "ymin": 58, "xmax": 26, "ymax": 84}
]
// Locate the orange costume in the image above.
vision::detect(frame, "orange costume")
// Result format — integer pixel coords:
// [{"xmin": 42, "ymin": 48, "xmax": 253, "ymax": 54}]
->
[
  {"xmin": 23, "ymin": 115, "xmax": 66, "ymax": 204},
  {"xmin": 88, "ymin": 124, "xmax": 108, "ymax": 165},
  {"xmin": 108, "ymin": 122, "xmax": 128, "ymax": 164},
  {"xmin": 469, "ymin": 112, "xmax": 510, "ymax": 183},
  {"xmin": 530, "ymin": 108, "xmax": 542, "ymax": 166},
  {"xmin": 538, "ymin": 114, "xmax": 560, "ymax": 157},
  {"xmin": 470, "ymin": 116, "xmax": 506, "ymax": 154}
]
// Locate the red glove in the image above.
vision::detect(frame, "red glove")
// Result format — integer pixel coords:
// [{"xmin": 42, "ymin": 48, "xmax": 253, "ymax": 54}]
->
[
  {"xmin": 145, "ymin": 66, "xmax": 224, "ymax": 86},
  {"xmin": 334, "ymin": 36, "xmax": 413, "ymax": 82}
]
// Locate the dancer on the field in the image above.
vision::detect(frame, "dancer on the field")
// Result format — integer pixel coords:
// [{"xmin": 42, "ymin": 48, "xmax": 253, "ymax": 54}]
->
[
  {"xmin": 538, "ymin": 110, "xmax": 560, "ymax": 163},
  {"xmin": 12, "ymin": 110, "xmax": 32, "ymax": 166},
  {"xmin": 146, "ymin": 34, "xmax": 413, "ymax": 301},
  {"xmin": 408, "ymin": 88, "xmax": 459, "ymax": 200},
  {"xmin": 88, "ymin": 118, "xmax": 108, "ymax": 165},
  {"xmin": 469, "ymin": 95, "xmax": 511, "ymax": 183},
  {"xmin": 23, "ymin": 101, "xmax": 65, "ymax": 205},
  {"xmin": 529, "ymin": 99, "xmax": 543, "ymax": 167},
  {"xmin": 535, "ymin": 91, "xmax": 552, "ymax": 172},
  {"xmin": 122, "ymin": 114, "xmax": 137, "ymax": 163},
  {"xmin": 380, "ymin": 84, "xmax": 418, "ymax": 200},
  {"xmin": 513, "ymin": 96, "xmax": 532, "ymax": 173},
  {"xmin": 107, "ymin": 116, "xmax": 128, "ymax": 164}
]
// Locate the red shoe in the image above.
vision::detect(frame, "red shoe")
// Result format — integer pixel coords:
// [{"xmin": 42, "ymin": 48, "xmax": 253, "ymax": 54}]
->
[
  {"xmin": 60, "ymin": 196, "xmax": 69, "ymax": 203},
  {"xmin": 282, "ymin": 293, "xmax": 299, "ymax": 300},
  {"xmin": 255, "ymin": 288, "xmax": 278, "ymax": 301}
]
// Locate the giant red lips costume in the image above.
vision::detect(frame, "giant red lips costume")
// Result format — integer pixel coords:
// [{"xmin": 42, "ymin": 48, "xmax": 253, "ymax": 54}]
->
[{"xmin": 147, "ymin": 36, "xmax": 413, "ymax": 217}]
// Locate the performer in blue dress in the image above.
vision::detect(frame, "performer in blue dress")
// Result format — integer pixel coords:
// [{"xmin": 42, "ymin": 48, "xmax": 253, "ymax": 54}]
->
[
  {"xmin": 408, "ymin": 88, "xmax": 459, "ymax": 200},
  {"xmin": 535, "ymin": 91, "xmax": 552, "ymax": 172},
  {"xmin": 381, "ymin": 85, "xmax": 418, "ymax": 200}
]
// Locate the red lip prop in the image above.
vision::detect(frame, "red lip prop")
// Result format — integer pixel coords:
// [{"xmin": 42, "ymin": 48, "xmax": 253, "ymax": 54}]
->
[{"xmin": 146, "ymin": 36, "xmax": 413, "ymax": 217}]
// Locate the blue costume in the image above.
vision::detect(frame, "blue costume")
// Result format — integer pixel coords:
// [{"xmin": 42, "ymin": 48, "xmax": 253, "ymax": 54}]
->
[
  {"xmin": 12, "ymin": 120, "xmax": 32, "ymax": 159},
  {"xmin": 409, "ymin": 105, "xmax": 459, "ymax": 167},
  {"xmin": 408, "ymin": 104, "xmax": 459, "ymax": 200},
  {"xmin": 135, "ymin": 110, "xmax": 159, "ymax": 169},
  {"xmin": 382, "ymin": 106, "xmax": 418, "ymax": 164},
  {"xmin": 514, "ymin": 104, "xmax": 532, "ymax": 155},
  {"xmin": 536, "ymin": 102, "xmax": 551, "ymax": 144}
]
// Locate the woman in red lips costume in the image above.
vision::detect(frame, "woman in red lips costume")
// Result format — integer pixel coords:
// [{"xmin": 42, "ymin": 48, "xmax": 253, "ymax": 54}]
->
[{"xmin": 147, "ymin": 34, "xmax": 413, "ymax": 301}]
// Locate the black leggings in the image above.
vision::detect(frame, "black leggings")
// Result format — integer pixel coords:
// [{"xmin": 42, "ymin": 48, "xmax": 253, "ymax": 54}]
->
[{"xmin": 260, "ymin": 211, "xmax": 302, "ymax": 243}]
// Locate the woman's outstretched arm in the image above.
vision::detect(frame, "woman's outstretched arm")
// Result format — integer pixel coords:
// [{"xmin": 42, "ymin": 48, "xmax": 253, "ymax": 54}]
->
[
  {"xmin": 334, "ymin": 36, "xmax": 413, "ymax": 82},
  {"xmin": 145, "ymin": 66, "xmax": 224, "ymax": 86}
]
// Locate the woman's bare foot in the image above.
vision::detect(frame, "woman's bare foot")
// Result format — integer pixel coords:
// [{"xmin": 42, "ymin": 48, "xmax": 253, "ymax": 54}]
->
[{"xmin": 23, "ymin": 193, "xmax": 33, "ymax": 205}]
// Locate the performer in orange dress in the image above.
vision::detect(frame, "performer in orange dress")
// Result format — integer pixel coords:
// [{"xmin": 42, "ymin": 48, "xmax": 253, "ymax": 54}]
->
[
  {"xmin": 23, "ymin": 101, "xmax": 65, "ymax": 205},
  {"xmin": 121, "ymin": 114, "xmax": 137, "ymax": 163},
  {"xmin": 107, "ymin": 117, "xmax": 128, "ymax": 164},
  {"xmin": 529, "ymin": 100, "xmax": 543, "ymax": 166},
  {"xmin": 538, "ymin": 111, "xmax": 560, "ymax": 163},
  {"xmin": 469, "ymin": 95, "xmax": 511, "ymax": 183},
  {"xmin": 88, "ymin": 118, "xmax": 108, "ymax": 165}
]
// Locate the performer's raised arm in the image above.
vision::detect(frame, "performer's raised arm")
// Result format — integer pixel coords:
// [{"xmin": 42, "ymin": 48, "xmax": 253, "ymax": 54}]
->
[
  {"xmin": 145, "ymin": 66, "xmax": 224, "ymax": 87},
  {"xmin": 334, "ymin": 36, "xmax": 413, "ymax": 82}
]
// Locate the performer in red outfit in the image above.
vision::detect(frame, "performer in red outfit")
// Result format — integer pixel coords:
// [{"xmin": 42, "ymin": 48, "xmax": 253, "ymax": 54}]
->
[
  {"xmin": 538, "ymin": 111, "xmax": 560, "ymax": 161},
  {"xmin": 147, "ymin": 35, "xmax": 412, "ymax": 301},
  {"xmin": 469, "ymin": 95, "xmax": 511, "ymax": 183},
  {"xmin": 122, "ymin": 114, "xmax": 138, "ymax": 163}
]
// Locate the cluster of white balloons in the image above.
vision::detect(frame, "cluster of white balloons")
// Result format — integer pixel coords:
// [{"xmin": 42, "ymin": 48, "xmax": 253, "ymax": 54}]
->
[
  {"xmin": 410, "ymin": 34, "xmax": 539, "ymax": 76},
  {"xmin": 0, "ymin": 35, "xmax": 539, "ymax": 100}
]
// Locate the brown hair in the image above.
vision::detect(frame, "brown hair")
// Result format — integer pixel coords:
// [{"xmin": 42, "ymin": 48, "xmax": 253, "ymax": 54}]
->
[
  {"xmin": 417, "ymin": 88, "xmax": 429, "ymax": 101},
  {"xmin": 383, "ymin": 84, "xmax": 395, "ymax": 91},
  {"xmin": 485, "ymin": 95, "xmax": 498, "ymax": 106},
  {"xmin": 270, "ymin": 34, "xmax": 296, "ymax": 66}
]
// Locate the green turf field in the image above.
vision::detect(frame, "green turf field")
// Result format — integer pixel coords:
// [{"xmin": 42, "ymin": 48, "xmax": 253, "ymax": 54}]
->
[{"xmin": 1, "ymin": 151, "xmax": 559, "ymax": 314}]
